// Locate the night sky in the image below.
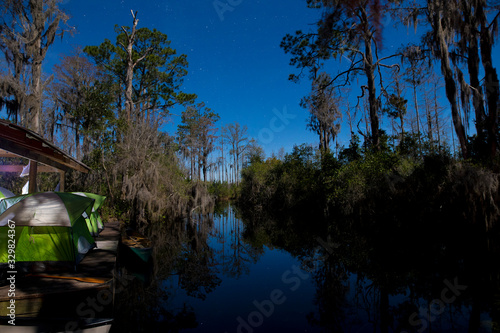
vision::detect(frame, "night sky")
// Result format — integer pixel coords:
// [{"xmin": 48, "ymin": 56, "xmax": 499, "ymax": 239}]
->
[{"xmin": 46, "ymin": 0, "xmax": 422, "ymax": 156}]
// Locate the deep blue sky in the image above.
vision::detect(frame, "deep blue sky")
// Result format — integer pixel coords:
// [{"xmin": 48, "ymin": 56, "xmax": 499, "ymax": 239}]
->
[{"xmin": 47, "ymin": 0, "xmax": 421, "ymax": 156}]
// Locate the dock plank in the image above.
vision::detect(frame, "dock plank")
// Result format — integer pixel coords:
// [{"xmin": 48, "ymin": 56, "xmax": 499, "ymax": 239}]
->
[{"xmin": 0, "ymin": 221, "xmax": 122, "ymax": 318}]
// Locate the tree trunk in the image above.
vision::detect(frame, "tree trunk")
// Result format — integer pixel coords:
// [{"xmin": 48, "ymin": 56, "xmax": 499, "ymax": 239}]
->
[
  {"xmin": 433, "ymin": 81, "xmax": 442, "ymax": 150},
  {"xmin": 430, "ymin": 5, "xmax": 468, "ymax": 158},
  {"xmin": 28, "ymin": 0, "xmax": 44, "ymax": 133},
  {"xmin": 319, "ymin": 124, "xmax": 325, "ymax": 152},
  {"xmin": 30, "ymin": 61, "xmax": 42, "ymax": 133},
  {"xmin": 75, "ymin": 128, "xmax": 81, "ymax": 160},
  {"xmin": 123, "ymin": 12, "xmax": 140, "ymax": 124},
  {"xmin": 461, "ymin": 0, "xmax": 486, "ymax": 142},
  {"xmin": 221, "ymin": 138, "xmax": 225, "ymax": 182},
  {"xmin": 400, "ymin": 113, "xmax": 405, "ymax": 141},
  {"xmin": 362, "ymin": 8, "xmax": 380, "ymax": 151},
  {"xmin": 190, "ymin": 154, "xmax": 195, "ymax": 180},
  {"xmin": 198, "ymin": 154, "xmax": 201, "ymax": 180},
  {"xmin": 203, "ymin": 151, "xmax": 208, "ymax": 182},
  {"xmin": 467, "ymin": 31, "xmax": 486, "ymax": 137},
  {"xmin": 478, "ymin": 2, "xmax": 499, "ymax": 158},
  {"xmin": 125, "ymin": 34, "xmax": 135, "ymax": 123},
  {"xmin": 412, "ymin": 80, "xmax": 422, "ymax": 143},
  {"xmin": 426, "ymin": 103, "xmax": 433, "ymax": 142}
]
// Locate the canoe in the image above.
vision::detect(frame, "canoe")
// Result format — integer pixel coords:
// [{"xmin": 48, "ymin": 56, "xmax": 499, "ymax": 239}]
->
[{"xmin": 120, "ymin": 229, "xmax": 153, "ymax": 263}]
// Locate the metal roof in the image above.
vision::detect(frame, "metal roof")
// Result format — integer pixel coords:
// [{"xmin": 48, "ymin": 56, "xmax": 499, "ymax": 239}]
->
[{"xmin": 0, "ymin": 119, "xmax": 91, "ymax": 173}]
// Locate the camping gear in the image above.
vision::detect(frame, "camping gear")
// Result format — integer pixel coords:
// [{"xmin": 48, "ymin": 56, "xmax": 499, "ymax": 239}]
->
[
  {"xmin": 72, "ymin": 192, "xmax": 106, "ymax": 237},
  {"xmin": 0, "ymin": 187, "xmax": 15, "ymax": 199},
  {"xmin": 0, "ymin": 192, "xmax": 96, "ymax": 271},
  {"xmin": 0, "ymin": 220, "xmax": 120, "ymax": 321}
]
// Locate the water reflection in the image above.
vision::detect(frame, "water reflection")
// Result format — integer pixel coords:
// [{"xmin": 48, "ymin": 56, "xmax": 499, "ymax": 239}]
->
[
  {"xmin": 239, "ymin": 205, "xmax": 500, "ymax": 332},
  {"xmin": 211, "ymin": 206, "xmax": 264, "ymax": 278},
  {"xmin": 111, "ymin": 204, "xmax": 500, "ymax": 332}
]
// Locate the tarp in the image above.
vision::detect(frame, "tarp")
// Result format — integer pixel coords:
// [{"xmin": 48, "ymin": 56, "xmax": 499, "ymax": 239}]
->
[
  {"xmin": 0, "ymin": 192, "xmax": 96, "ymax": 270},
  {"xmin": 19, "ymin": 164, "xmax": 29, "ymax": 177},
  {"xmin": 71, "ymin": 192, "xmax": 106, "ymax": 236},
  {"xmin": 0, "ymin": 187, "xmax": 15, "ymax": 199}
]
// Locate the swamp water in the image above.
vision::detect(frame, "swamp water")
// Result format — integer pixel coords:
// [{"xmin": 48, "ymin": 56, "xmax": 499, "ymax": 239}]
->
[{"xmin": 111, "ymin": 204, "xmax": 500, "ymax": 332}]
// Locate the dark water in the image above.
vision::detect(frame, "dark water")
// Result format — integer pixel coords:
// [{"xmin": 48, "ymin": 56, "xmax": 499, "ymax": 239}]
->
[{"xmin": 111, "ymin": 204, "xmax": 500, "ymax": 333}]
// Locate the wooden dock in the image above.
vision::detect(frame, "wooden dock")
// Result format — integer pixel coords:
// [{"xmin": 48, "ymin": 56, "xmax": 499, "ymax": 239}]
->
[{"xmin": 0, "ymin": 221, "xmax": 121, "ymax": 319}]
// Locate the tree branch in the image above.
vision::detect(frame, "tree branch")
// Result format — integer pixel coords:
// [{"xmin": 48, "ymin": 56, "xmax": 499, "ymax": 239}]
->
[
  {"xmin": 133, "ymin": 47, "xmax": 152, "ymax": 68},
  {"xmin": 487, "ymin": 10, "xmax": 500, "ymax": 30}
]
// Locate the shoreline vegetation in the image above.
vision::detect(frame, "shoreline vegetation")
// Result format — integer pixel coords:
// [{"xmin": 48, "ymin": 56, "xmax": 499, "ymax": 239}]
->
[{"xmin": 238, "ymin": 141, "xmax": 500, "ymax": 232}]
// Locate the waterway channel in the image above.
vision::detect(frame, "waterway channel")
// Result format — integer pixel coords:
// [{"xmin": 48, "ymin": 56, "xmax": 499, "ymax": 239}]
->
[{"xmin": 111, "ymin": 204, "xmax": 500, "ymax": 332}]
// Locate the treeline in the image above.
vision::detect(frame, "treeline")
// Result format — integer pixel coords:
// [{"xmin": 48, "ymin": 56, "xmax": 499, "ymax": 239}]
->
[
  {"xmin": 178, "ymin": 113, "xmax": 262, "ymax": 184},
  {"xmin": 0, "ymin": 2, "xmax": 238, "ymax": 228},
  {"xmin": 239, "ymin": 139, "xmax": 500, "ymax": 233}
]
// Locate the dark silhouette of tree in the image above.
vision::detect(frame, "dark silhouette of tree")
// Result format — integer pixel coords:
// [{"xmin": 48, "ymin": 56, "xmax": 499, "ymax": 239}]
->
[
  {"xmin": 404, "ymin": 0, "xmax": 500, "ymax": 159},
  {"xmin": 282, "ymin": 0, "xmax": 399, "ymax": 151},
  {"xmin": 454, "ymin": 0, "xmax": 500, "ymax": 158},
  {"xmin": 426, "ymin": 0, "xmax": 469, "ymax": 158},
  {"xmin": 301, "ymin": 72, "xmax": 342, "ymax": 154}
]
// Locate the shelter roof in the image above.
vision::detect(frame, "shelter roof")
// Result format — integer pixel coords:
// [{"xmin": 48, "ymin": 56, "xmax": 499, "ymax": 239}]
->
[{"xmin": 0, "ymin": 119, "xmax": 90, "ymax": 173}]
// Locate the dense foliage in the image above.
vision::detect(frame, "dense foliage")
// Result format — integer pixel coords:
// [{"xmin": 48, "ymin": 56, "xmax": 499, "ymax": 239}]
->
[{"xmin": 239, "ymin": 137, "xmax": 500, "ymax": 233}]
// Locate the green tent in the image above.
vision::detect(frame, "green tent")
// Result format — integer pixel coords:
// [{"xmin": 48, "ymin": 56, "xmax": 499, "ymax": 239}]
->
[
  {"xmin": 0, "ymin": 192, "xmax": 96, "ymax": 271},
  {"xmin": 0, "ymin": 186, "xmax": 15, "ymax": 199},
  {"xmin": 71, "ymin": 192, "xmax": 106, "ymax": 237}
]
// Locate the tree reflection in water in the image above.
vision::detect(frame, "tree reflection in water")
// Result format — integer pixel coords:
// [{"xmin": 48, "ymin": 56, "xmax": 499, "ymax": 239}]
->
[
  {"xmin": 112, "ymin": 203, "xmax": 264, "ymax": 332},
  {"xmin": 177, "ymin": 212, "xmax": 221, "ymax": 300},
  {"xmin": 239, "ymin": 201, "xmax": 500, "ymax": 332},
  {"xmin": 212, "ymin": 205, "xmax": 264, "ymax": 278},
  {"xmin": 112, "ymin": 203, "xmax": 500, "ymax": 332}
]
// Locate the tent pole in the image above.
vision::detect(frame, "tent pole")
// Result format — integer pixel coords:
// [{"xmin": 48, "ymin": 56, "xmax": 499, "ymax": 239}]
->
[{"xmin": 28, "ymin": 160, "xmax": 37, "ymax": 193}]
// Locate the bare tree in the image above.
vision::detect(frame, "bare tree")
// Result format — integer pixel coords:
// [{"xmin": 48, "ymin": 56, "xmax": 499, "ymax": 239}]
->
[
  {"xmin": 218, "ymin": 134, "xmax": 227, "ymax": 182},
  {"xmin": 178, "ymin": 102, "xmax": 219, "ymax": 181},
  {"xmin": 401, "ymin": 45, "xmax": 432, "ymax": 139},
  {"xmin": 222, "ymin": 123, "xmax": 248, "ymax": 184},
  {"xmin": 120, "ymin": 11, "xmax": 148, "ymax": 123},
  {"xmin": 302, "ymin": 72, "xmax": 342, "ymax": 154}
]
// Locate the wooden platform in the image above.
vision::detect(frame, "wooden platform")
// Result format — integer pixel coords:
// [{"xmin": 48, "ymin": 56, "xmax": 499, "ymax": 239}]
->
[{"xmin": 0, "ymin": 221, "xmax": 121, "ymax": 319}]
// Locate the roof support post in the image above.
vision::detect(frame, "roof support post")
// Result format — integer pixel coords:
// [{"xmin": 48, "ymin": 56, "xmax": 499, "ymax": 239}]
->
[
  {"xmin": 28, "ymin": 160, "xmax": 38, "ymax": 193},
  {"xmin": 59, "ymin": 171, "xmax": 65, "ymax": 192}
]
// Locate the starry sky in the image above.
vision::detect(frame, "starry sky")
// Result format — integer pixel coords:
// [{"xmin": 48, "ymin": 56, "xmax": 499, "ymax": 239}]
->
[{"xmin": 46, "ymin": 0, "xmax": 421, "ymax": 156}]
